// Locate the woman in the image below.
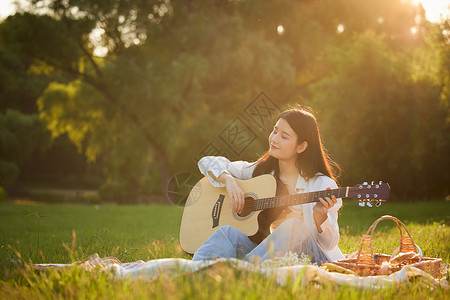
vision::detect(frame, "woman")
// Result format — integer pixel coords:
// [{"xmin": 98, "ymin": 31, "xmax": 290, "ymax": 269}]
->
[{"xmin": 192, "ymin": 107, "xmax": 344, "ymax": 264}]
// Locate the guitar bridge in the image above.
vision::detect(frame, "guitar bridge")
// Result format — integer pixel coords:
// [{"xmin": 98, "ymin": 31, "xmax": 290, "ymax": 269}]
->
[{"xmin": 212, "ymin": 194, "xmax": 225, "ymax": 228}]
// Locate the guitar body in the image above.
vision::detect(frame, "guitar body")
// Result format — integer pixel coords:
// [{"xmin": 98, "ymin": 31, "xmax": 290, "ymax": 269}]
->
[
  {"xmin": 179, "ymin": 174, "xmax": 278, "ymax": 255},
  {"xmin": 179, "ymin": 175, "xmax": 390, "ymax": 255}
]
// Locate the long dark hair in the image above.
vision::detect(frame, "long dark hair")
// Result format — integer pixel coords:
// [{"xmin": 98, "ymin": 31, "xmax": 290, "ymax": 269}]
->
[{"xmin": 252, "ymin": 107, "xmax": 341, "ymax": 183}]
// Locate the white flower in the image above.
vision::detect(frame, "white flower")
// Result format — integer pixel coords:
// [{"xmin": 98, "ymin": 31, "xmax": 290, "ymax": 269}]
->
[{"xmin": 258, "ymin": 252, "xmax": 316, "ymax": 268}]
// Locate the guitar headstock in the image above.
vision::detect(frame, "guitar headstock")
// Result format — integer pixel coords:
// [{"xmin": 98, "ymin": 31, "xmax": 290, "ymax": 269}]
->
[{"xmin": 348, "ymin": 181, "xmax": 390, "ymax": 207}]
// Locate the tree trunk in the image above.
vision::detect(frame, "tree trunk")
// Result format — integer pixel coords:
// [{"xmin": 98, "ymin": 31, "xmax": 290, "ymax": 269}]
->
[{"xmin": 153, "ymin": 143, "xmax": 173, "ymax": 202}]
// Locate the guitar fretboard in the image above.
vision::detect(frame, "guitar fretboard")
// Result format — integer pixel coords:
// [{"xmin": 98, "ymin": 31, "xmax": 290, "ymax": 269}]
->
[{"xmin": 253, "ymin": 188, "xmax": 348, "ymax": 211}]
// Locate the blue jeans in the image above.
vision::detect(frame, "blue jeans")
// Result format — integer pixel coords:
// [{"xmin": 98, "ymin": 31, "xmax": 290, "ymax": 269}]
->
[{"xmin": 192, "ymin": 218, "xmax": 327, "ymax": 265}]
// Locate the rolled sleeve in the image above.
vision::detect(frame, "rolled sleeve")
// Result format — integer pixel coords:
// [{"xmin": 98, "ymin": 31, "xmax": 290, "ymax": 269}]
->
[{"xmin": 198, "ymin": 156, "xmax": 257, "ymax": 187}]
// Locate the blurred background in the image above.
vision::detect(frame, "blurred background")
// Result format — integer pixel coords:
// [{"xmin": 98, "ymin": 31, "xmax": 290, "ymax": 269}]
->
[{"xmin": 0, "ymin": 0, "xmax": 448, "ymax": 204}]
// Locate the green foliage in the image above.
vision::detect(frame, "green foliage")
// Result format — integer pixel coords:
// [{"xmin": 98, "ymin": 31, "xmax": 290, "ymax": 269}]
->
[
  {"xmin": 0, "ymin": 39, "xmax": 94, "ymax": 189},
  {"xmin": 0, "ymin": 186, "xmax": 5, "ymax": 201},
  {"xmin": 37, "ymin": 81, "xmax": 104, "ymax": 160},
  {"xmin": 98, "ymin": 180, "xmax": 137, "ymax": 203},
  {"xmin": 308, "ymin": 30, "xmax": 449, "ymax": 198},
  {"xmin": 0, "ymin": 41, "xmax": 53, "ymax": 114},
  {"xmin": 29, "ymin": 190, "xmax": 100, "ymax": 205},
  {"xmin": 0, "ymin": 110, "xmax": 50, "ymax": 186},
  {"xmin": 20, "ymin": 134, "xmax": 106, "ymax": 190},
  {"xmin": 0, "ymin": 0, "xmax": 448, "ymax": 200},
  {"xmin": 0, "ymin": 12, "xmax": 93, "ymax": 68},
  {"xmin": 16, "ymin": 0, "xmax": 298, "ymax": 198},
  {"xmin": 0, "ymin": 160, "xmax": 19, "ymax": 187},
  {"xmin": 0, "ymin": 110, "xmax": 49, "ymax": 163}
]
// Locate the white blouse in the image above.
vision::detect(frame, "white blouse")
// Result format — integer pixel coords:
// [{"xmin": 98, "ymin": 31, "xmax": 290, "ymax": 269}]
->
[{"xmin": 198, "ymin": 156, "xmax": 345, "ymax": 262}]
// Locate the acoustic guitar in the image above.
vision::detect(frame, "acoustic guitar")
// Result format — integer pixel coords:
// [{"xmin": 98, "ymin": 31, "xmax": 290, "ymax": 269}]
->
[{"xmin": 179, "ymin": 174, "xmax": 390, "ymax": 254}]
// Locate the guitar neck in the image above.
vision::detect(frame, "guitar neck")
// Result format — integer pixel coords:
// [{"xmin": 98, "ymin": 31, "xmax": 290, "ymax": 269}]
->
[{"xmin": 253, "ymin": 187, "xmax": 348, "ymax": 211}]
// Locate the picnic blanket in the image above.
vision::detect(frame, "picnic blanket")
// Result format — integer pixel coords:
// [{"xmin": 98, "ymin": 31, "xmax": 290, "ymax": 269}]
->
[{"xmin": 23, "ymin": 253, "xmax": 449, "ymax": 290}]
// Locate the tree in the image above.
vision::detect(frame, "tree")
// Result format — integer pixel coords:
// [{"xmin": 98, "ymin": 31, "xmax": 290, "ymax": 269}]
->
[
  {"xmin": 2, "ymin": 1, "xmax": 296, "ymax": 200},
  {"xmin": 308, "ymin": 30, "xmax": 449, "ymax": 198},
  {"xmin": 1, "ymin": 0, "xmax": 447, "ymax": 200},
  {"xmin": 0, "ymin": 109, "xmax": 50, "ymax": 187}
]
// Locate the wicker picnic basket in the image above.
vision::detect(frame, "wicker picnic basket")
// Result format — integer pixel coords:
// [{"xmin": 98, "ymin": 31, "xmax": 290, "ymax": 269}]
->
[{"xmin": 333, "ymin": 215, "xmax": 442, "ymax": 277}]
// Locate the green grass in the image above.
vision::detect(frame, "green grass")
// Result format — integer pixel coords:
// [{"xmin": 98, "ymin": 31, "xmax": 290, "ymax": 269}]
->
[
  {"xmin": 0, "ymin": 202, "xmax": 188, "ymax": 265},
  {"xmin": 0, "ymin": 199, "xmax": 449, "ymax": 299}
]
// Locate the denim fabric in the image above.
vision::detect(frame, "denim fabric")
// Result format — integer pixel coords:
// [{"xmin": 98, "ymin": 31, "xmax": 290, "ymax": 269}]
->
[{"xmin": 192, "ymin": 218, "xmax": 327, "ymax": 265}]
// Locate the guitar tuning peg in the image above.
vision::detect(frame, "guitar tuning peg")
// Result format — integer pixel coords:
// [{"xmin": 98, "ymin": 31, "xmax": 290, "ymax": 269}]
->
[
  {"xmin": 376, "ymin": 201, "xmax": 382, "ymax": 207},
  {"xmin": 363, "ymin": 182, "xmax": 368, "ymax": 185},
  {"xmin": 378, "ymin": 181, "xmax": 383, "ymax": 184},
  {"xmin": 358, "ymin": 201, "xmax": 366, "ymax": 207},
  {"xmin": 367, "ymin": 202, "xmax": 373, "ymax": 207},
  {"xmin": 371, "ymin": 181, "xmax": 374, "ymax": 185}
]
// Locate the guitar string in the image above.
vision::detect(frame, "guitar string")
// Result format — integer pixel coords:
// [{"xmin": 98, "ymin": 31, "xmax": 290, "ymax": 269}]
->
[
  {"xmin": 245, "ymin": 188, "xmax": 344, "ymax": 211},
  {"xmin": 243, "ymin": 186, "xmax": 386, "ymax": 211}
]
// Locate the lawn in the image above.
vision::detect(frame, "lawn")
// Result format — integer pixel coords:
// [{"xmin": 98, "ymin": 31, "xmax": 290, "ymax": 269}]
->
[{"xmin": 0, "ymin": 199, "xmax": 449, "ymax": 299}]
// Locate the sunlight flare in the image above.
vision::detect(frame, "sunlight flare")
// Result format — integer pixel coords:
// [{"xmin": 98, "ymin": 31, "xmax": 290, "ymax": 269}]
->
[{"xmin": 411, "ymin": 0, "xmax": 449, "ymax": 22}]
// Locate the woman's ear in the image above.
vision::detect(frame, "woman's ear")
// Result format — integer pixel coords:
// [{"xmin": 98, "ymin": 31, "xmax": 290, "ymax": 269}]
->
[{"xmin": 297, "ymin": 141, "xmax": 308, "ymax": 154}]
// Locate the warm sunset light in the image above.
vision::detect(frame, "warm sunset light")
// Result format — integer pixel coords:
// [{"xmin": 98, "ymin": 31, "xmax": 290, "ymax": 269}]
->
[
  {"xmin": 411, "ymin": 0, "xmax": 449, "ymax": 22},
  {"xmin": 1, "ymin": 0, "xmax": 449, "ymax": 297},
  {"xmin": 1, "ymin": 0, "xmax": 449, "ymax": 23},
  {"xmin": 0, "ymin": 0, "xmax": 15, "ymax": 20}
]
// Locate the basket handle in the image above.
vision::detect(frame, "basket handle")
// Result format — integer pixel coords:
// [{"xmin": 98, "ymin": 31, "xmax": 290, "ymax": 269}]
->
[
  {"xmin": 389, "ymin": 244, "xmax": 423, "ymax": 263},
  {"xmin": 356, "ymin": 215, "xmax": 418, "ymax": 265}
]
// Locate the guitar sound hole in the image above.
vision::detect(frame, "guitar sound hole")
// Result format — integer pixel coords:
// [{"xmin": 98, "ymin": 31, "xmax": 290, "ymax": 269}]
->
[{"xmin": 238, "ymin": 197, "xmax": 254, "ymax": 218}]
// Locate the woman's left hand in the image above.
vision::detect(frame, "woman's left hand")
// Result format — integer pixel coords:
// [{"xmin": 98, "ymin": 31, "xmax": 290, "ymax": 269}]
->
[{"xmin": 313, "ymin": 187, "xmax": 337, "ymax": 216}]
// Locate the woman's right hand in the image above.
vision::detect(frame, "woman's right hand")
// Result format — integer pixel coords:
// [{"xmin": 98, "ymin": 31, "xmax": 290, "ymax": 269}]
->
[{"xmin": 224, "ymin": 176, "xmax": 245, "ymax": 215}]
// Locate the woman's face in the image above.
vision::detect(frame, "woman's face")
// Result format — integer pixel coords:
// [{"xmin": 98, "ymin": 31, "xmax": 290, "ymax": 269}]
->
[{"xmin": 268, "ymin": 118, "xmax": 307, "ymax": 162}]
